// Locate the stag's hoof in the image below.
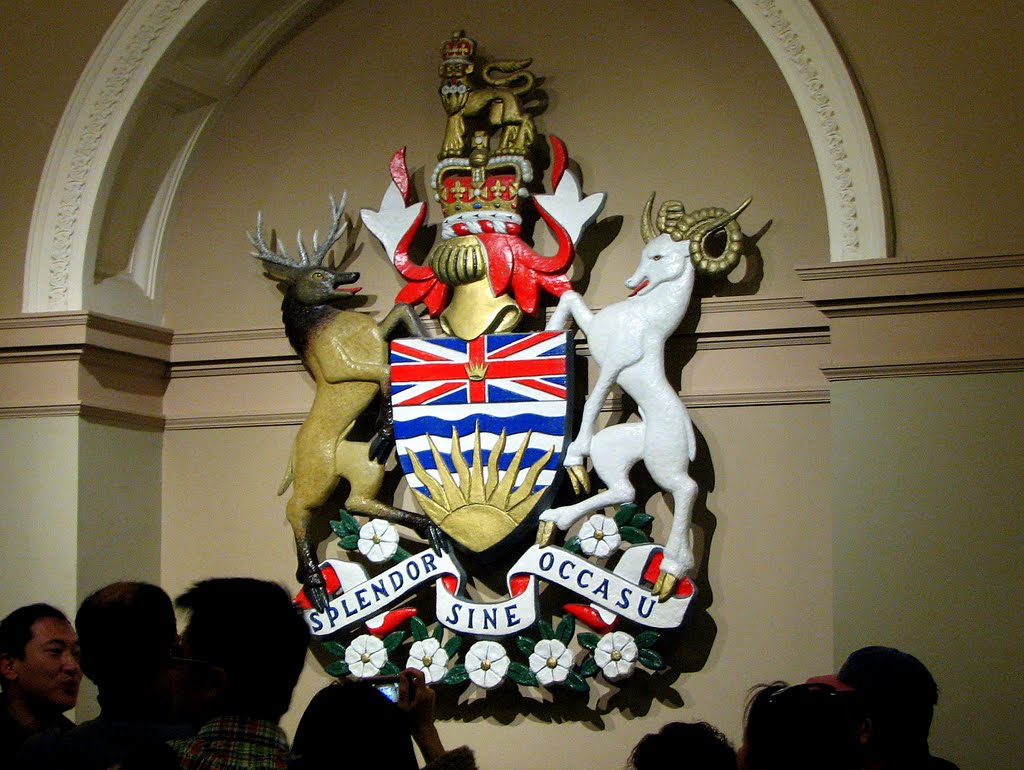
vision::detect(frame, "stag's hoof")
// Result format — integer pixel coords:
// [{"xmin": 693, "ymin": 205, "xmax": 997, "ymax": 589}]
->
[
  {"xmin": 427, "ymin": 524, "xmax": 450, "ymax": 556},
  {"xmin": 536, "ymin": 520, "xmax": 556, "ymax": 546},
  {"xmin": 368, "ymin": 432, "xmax": 394, "ymax": 464},
  {"xmin": 567, "ymin": 464, "xmax": 591, "ymax": 495},
  {"xmin": 304, "ymin": 579, "xmax": 331, "ymax": 614},
  {"xmin": 652, "ymin": 571, "xmax": 679, "ymax": 603}
]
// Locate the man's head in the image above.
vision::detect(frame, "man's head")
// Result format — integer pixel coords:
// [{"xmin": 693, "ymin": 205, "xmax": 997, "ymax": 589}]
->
[
  {"xmin": 173, "ymin": 578, "xmax": 309, "ymax": 725},
  {"xmin": 0, "ymin": 604, "xmax": 81, "ymax": 715},
  {"xmin": 75, "ymin": 582, "xmax": 177, "ymax": 713},
  {"xmin": 838, "ymin": 645, "xmax": 939, "ymax": 757},
  {"xmin": 740, "ymin": 681, "xmax": 868, "ymax": 770}
]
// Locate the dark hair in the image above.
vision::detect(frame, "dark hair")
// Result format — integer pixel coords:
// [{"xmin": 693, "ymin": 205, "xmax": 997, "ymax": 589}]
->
[
  {"xmin": 628, "ymin": 720, "xmax": 737, "ymax": 770},
  {"xmin": 0, "ymin": 603, "xmax": 71, "ymax": 690},
  {"xmin": 292, "ymin": 682, "xmax": 418, "ymax": 770},
  {"xmin": 742, "ymin": 681, "xmax": 866, "ymax": 770},
  {"xmin": 839, "ymin": 646, "xmax": 938, "ymax": 752},
  {"xmin": 176, "ymin": 578, "xmax": 309, "ymax": 719},
  {"xmin": 75, "ymin": 582, "xmax": 177, "ymax": 692}
]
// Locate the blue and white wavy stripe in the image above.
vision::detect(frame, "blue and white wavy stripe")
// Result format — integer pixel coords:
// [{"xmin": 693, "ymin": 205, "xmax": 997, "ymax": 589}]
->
[{"xmin": 394, "ymin": 402, "xmax": 567, "ymax": 494}]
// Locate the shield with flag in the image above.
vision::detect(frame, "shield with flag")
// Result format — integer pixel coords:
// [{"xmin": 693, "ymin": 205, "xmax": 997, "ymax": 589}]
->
[{"xmin": 390, "ymin": 331, "xmax": 572, "ymax": 552}]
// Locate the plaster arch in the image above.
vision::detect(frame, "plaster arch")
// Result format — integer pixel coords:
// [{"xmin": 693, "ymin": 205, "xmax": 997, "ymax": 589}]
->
[{"xmin": 21, "ymin": 0, "xmax": 892, "ymax": 324}]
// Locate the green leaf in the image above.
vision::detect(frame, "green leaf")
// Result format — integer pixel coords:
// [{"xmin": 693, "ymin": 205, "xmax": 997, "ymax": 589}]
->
[
  {"xmin": 393, "ymin": 546, "xmax": 411, "ymax": 562},
  {"xmin": 516, "ymin": 636, "xmax": 536, "ymax": 658},
  {"xmin": 383, "ymin": 630, "xmax": 406, "ymax": 652},
  {"xmin": 577, "ymin": 632, "xmax": 600, "ymax": 650},
  {"xmin": 443, "ymin": 664, "xmax": 469, "ymax": 686},
  {"xmin": 340, "ymin": 534, "xmax": 360, "ymax": 550},
  {"xmin": 507, "ymin": 662, "xmax": 538, "ymax": 687},
  {"xmin": 619, "ymin": 526, "xmax": 650, "ymax": 544},
  {"xmin": 630, "ymin": 513, "xmax": 655, "ymax": 529},
  {"xmin": 432, "ymin": 624, "xmax": 444, "ymax": 643},
  {"xmin": 638, "ymin": 648, "xmax": 665, "ymax": 670},
  {"xmin": 337, "ymin": 509, "xmax": 362, "ymax": 535},
  {"xmin": 580, "ymin": 656, "xmax": 600, "ymax": 677},
  {"xmin": 410, "ymin": 616, "xmax": 429, "ymax": 642},
  {"xmin": 538, "ymin": 619, "xmax": 555, "ymax": 640},
  {"xmin": 564, "ymin": 670, "xmax": 590, "ymax": 693},
  {"xmin": 564, "ymin": 536, "xmax": 583, "ymax": 554},
  {"xmin": 325, "ymin": 661, "xmax": 349, "ymax": 677},
  {"xmin": 380, "ymin": 661, "xmax": 401, "ymax": 676},
  {"xmin": 443, "ymin": 635, "xmax": 462, "ymax": 658},
  {"xmin": 322, "ymin": 641, "xmax": 347, "ymax": 658},
  {"xmin": 614, "ymin": 503, "xmax": 639, "ymax": 527},
  {"xmin": 555, "ymin": 615, "xmax": 575, "ymax": 646},
  {"xmin": 329, "ymin": 520, "xmax": 349, "ymax": 539},
  {"xmin": 635, "ymin": 630, "xmax": 660, "ymax": 649}
]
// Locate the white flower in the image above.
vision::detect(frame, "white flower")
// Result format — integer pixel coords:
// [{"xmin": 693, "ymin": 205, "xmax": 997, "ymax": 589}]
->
[
  {"xmin": 464, "ymin": 640, "xmax": 509, "ymax": 689},
  {"xmin": 345, "ymin": 634, "xmax": 388, "ymax": 678},
  {"xmin": 594, "ymin": 631, "xmax": 638, "ymax": 680},
  {"xmin": 528, "ymin": 638, "xmax": 574, "ymax": 686},
  {"xmin": 578, "ymin": 514, "xmax": 621, "ymax": 557},
  {"xmin": 406, "ymin": 638, "xmax": 449, "ymax": 684},
  {"xmin": 358, "ymin": 519, "xmax": 399, "ymax": 563}
]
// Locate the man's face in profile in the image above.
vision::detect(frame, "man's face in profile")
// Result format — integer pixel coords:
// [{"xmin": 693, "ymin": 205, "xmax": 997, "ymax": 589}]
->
[{"xmin": 4, "ymin": 617, "xmax": 82, "ymax": 712}]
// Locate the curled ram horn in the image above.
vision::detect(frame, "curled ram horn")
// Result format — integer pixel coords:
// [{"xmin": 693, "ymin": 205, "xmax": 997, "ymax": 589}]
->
[
  {"xmin": 640, "ymin": 193, "xmax": 688, "ymax": 243},
  {"xmin": 640, "ymin": 193, "xmax": 658, "ymax": 243},
  {"xmin": 683, "ymin": 196, "xmax": 752, "ymax": 276}
]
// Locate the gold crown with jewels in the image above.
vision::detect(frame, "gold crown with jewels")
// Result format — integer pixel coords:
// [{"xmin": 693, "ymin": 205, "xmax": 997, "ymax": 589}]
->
[{"xmin": 433, "ymin": 132, "xmax": 532, "ymax": 221}]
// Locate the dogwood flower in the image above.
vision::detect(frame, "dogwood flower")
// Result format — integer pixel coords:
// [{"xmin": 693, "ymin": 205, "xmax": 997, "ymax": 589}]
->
[
  {"xmin": 358, "ymin": 519, "xmax": 399, "ymax": 563},
  {"xmin": 528, "ymin": 638, "xmax": 574, "ymax": 686},
  {"xmin": 406, "ymin": 638, "xmax": 449, "ymax": 684},
  {"xmin": 464, "ymin": 640, "xmax": 509, "ymax": 689},
  {"xmin": 594, "ymin": 631, "xmax": 638, "ymax": 680},
  {"xmin": 345, "ymin": 634, "xmax": 388, "ymax": 678},
  {"xmin": 578, "ymin": 514, "xmax": 621, "ymax": 557}
]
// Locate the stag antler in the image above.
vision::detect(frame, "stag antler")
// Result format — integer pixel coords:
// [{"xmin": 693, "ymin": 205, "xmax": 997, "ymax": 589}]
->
[{"xmin": 249, "ymin": 193, "xmax": 349, "ymax": 268}]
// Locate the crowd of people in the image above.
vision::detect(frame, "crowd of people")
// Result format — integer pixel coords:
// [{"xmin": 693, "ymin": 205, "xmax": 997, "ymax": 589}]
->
[{"xmin": 1, "ymin": 581, "xmax": 959, "ymax": 769}]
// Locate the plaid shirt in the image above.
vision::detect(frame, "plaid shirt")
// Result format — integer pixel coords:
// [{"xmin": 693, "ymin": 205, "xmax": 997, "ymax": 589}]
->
[{"xmin": 169, "ymin": 715, "xmax": 290, "ymax": 770}]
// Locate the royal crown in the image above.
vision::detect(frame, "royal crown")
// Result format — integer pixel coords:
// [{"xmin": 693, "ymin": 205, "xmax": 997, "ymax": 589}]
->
[
  {"xmin": 440, "ymin": 30, "xmax": 475, "ymax": 63},
  {"xmin": 433, "ymin": 132, "xmax": 532, "ymax": 229}
]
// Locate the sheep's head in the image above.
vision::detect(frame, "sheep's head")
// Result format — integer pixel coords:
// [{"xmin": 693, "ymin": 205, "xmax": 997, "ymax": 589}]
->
[{"xmin": 640, "ymin": 193, "xmax": 751, "ymax": 277}]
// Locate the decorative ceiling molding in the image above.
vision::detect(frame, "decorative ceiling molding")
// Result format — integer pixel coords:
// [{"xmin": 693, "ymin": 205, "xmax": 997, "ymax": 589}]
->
[
  {"xmin": 734, "ymin": 0, "xmax": 892, "ymax": 262},
  {"xmin": 22, "ymin": 0, "xmax": 892, "ymax": 321}
]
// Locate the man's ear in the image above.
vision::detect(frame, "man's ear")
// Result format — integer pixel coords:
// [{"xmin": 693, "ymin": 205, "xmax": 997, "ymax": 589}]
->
[
  {"xmin": 857, "ymin": 717, "xmax": 873, "ymax": 746},
  {"xmin": 0, "ymin": 652, "xmax": 17, "ymax": 683},
  {"xmin": 201, "ymin": 665, "xmax": 229, "ymax": 703}
]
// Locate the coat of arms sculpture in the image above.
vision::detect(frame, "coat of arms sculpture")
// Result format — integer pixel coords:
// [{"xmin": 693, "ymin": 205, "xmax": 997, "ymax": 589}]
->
[{"xmin": 250, "ymin": 31, "xmax": 754, "ymax": 696}]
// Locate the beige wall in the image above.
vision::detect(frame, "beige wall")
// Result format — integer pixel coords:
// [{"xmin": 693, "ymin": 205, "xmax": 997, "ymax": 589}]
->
[
  {"xmin": 816, "ymin": 0, "xmax": 1024, "ymax": 259},
  {"xmin": 161, "ymin": 0, "xmax": 823, "ymax": 333},
  {"xmin": 833, "ymin": 373, "xmax": 1024, "ymax": 768},
  {"xmin": 0, "ymin": 0, "xmax": 127, "ymax": 317},
  {"xmin": 1, "ymin": 1, "xmax": 1023, "ymax": 768},
  {"xmin": 0, "ymin": 417, "xmax": 80, "ymax": 619}
]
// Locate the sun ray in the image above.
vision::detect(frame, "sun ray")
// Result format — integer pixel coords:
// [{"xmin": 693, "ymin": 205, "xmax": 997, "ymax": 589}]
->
[
  {"xmin": 485, "ymin": 429, "xmax": 507, "ymax": 498},
  {"xmin": 469, "ymin": 423, "xmax": 486, "ymax": 502},
  {"xmin": 407, "ymin": 446, "xmax": 448, "ymax": 507},
  {"xmin": 507, "ymin": 444, "xmax": 555, "ymax": 508},
  {"xmin": 402, "ymin": 425, "xmax": 557, "ymax": 551},
  {"xmin": 426, "ymin": 433, "xmax": 467, "ymax": 507},
  {"xmin": 490, "ymin": 429, "xmax": 535, "ymax": 506}
]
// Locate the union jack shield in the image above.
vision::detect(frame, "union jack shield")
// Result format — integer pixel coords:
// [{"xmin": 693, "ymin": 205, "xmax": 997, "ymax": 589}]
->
[{"xmin": 390, "ymin": 331, "xmax": 572, "ymax": 552}]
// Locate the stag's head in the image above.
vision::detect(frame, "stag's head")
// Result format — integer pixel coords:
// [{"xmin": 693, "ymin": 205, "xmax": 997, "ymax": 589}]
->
[
  {"xmin": 248, "ymin": 194, "xmax": 361, "ymax": 306},
  {"xmin": 628, "ymin": 194, "xmax": 751, "ymax": 295}
]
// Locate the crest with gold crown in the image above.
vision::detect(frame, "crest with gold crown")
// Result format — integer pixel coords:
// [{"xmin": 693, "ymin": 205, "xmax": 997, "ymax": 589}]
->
[{"xmin": 254, "ymin": 30, "xmax": 754, "ymax": 699}]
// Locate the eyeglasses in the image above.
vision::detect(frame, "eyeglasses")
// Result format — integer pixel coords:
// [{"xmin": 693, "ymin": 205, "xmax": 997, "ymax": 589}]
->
[
  {"xmin": 168, "ymin": 655, "xmax": 218, "ymax": 668},
  {"xmin": 169, "ymin": 643, "xmax": 218, "ymax": 668},
  {"xmin": 767, "ymin": 682, "xmax": 853, "ymax": 703}
]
